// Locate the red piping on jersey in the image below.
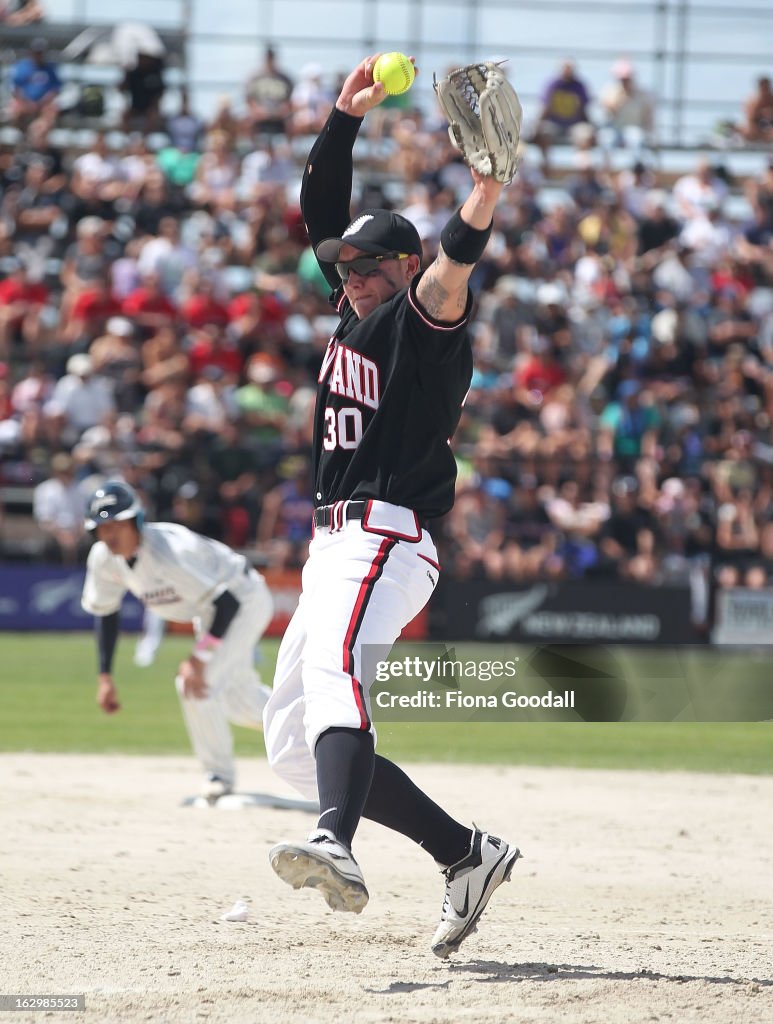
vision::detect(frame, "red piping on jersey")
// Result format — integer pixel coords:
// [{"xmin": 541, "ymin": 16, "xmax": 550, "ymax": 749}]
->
[
  {"xmin": 418, "ymin": 552, "xmax": 441, "ymax": 572},
  {"xmin": 407, "ymin": 284, "xmax": 469, "ymax": 331},
  {"xmin": 361, "ymin": 500, "xmax": 422, "ymax": 542},
  {"xmin": 342, "ymin": 537, "xmax": 396, "ymax": 729}
]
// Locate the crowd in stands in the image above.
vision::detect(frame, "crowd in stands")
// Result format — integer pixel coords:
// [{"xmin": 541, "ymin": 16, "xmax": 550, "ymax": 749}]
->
[{"xmin": 1, "ymin": 39, "xmax": 772, "ymax": 613}]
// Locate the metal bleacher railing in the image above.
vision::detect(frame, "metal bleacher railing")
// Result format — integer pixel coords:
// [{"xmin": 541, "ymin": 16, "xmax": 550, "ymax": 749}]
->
[{"xmin": 1, "ymin": 0, "xmax": 772, "ymax": 149}]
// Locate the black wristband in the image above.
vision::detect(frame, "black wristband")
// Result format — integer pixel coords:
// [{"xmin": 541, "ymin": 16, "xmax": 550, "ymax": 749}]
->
[{"xmin": 440, "ymin": 208, "xmax": 493, "ymax": 265}]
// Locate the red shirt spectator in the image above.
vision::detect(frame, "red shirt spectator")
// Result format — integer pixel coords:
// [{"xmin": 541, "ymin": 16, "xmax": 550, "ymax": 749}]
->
[
  {"xmin": 710, "ymin": 263, "xmax": 755, "ymax": 298},
  {"xmin": 0, "ymin": 275, "xmax": 48, "ymax": 310},
  {"xmin": 0, "ymin": 362, "xmax": 12, "ymax": 420},
  {"xmin": 122, "ymin": 285, "xmax": 177, "ymax": 322},
  {"xmin": 180, "ymin": 291, "xmax": 230, "ymax": 329},
  {"xmin": 227, "ymin": 290, "xmax": 286, "ymax": 326},
  {"xmin": 516, "ymin": 355, "xmax": 566, "ymax": 397},
  {"xmin": 65, "ymin": 280, "xmax": 121, "ymax": 342},
  {"xmin": 187, "ymin": 326, "xmax": 243, "ymax": 379}
]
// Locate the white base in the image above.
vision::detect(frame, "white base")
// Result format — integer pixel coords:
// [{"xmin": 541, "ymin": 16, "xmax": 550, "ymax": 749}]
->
[{"xmin": 182, "ymin": 791, "xmax": 319, "ymax": 813}]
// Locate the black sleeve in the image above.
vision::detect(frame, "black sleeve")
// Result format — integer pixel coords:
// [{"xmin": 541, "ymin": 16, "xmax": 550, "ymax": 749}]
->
[
  {"xmin": 300, "ymin": 106, "xmax": 363, "ymax": 290},
  {"xmin": 95, "ymin": 612, "xmax": 120, "ymax": 674},
  {"xmin": 209, "ymin": 589, "xmax": 240, "ymax": 639}
]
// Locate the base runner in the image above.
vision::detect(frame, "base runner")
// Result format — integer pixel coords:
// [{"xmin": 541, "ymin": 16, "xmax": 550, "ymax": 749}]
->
[
  {"xmin": 81, "ymin": 480, "xmax": 273, "ymax": 800},
  {"xmin": 263, "ymin": 55, "xmax": 523, "ymax": 957}
]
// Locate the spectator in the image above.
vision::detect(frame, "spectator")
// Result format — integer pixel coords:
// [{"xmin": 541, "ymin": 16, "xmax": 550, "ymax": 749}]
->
[
  {"xmin": 0, "ymin": 362, "xmax": 14, "ymax": 440},
  {"xmin": 187, "ymin": 324, "xmax": 242, "ymax": 379},
  {"xmin": 32, "ymin": 453, "xmax": 89, "ymax": 564},
  {"xmin": 599, "ymin": 475, "xmax": 657, "ymax": 579},
  {"xmin": 715, "ymin": 488, "xmax": 760, "ymax": 569},
  {"xmin": 61, "ymin": 273, "xmax": 121, "ymax": 346},
  {"xmin": 244, "ymin": 46, "xmax": 294, "ymax": 136},
  {"xmin": 121, "ymin": 50, "xmax": 166, "ymax": 132},
  {"xmin": 61, "ymin": 216, "xmax": 112, "ymax": 300},
  {"xmin": 89, "ymin": 316, "xmax": 142, "ymax": 412},
  {"xmin": 673, "ymin": 159, "xmax": 729, "ymax": 222},
  {"xmin": 237, "ymin": 136, "xmax": 295, "ymax": 201},
  {"xmin": 598, "ymin": 381, "xmax": 660, "ymax": 465},
  {"xmin": 289, "ymin": 63, "xmax": 335, "ymax": 137},
  {"xmin": 235, "ymin": 353, "xmax": 289, "ymax": 463},
  {"xmin": 165, "ymin": 89, "xmax": 205, "ymax": 154},
  {"xmin": 532, "ymin": 61, "xmax": 593, "ymax": 171},
  {"xmin": 4, "ymin": 159, "xmax": 62, "ymax": 263},
  {"xmin": 141, "ymin": 325, "xmax": 189, "ymax": 390},
  {"xmin": 599, "ymin": 59, "xmax": 655, "ymax": 149},
  {"xmin": 71, "ymin": 133, "xmax": 124, "ymax": 202},
  {"xmin": 136, "ymin": 217, "xmax": 197, "ymax": 296},
  {"xmin": 183, "ymin": 366, "xmax": 237, "ymax": 438},
  {"xmin": 541, "ymin": 480, "xmax": 607, "ymax": 577},
  {"xmin": 119, "ymin": 134, "xmax": 155, "ymax": 198},
  {"xmin": 445, "ymin": 479, "xmax": 508, "ymax": 580},
  {"xmin": 4, "ymin": 115, "xmax": 65, "ymax": 191},
  {"xmin": 740, "ymin": 76, "xmax": 773, "ymax": 144},
  {"xmin": 43, "ymin": 353, "xmax": 115, "ymax": 445},
  {"xmin": 514, "ymin": 337, "xmax": 566, "ymax": 408},
  {"xmin": 256, "ymin": 456, "xmax": 314, "ymax": 568},
  {"xmin": 179, "ymin": 272, "xmax": 230, "ymax": 330},
  {"xmin": 8, "ymin": 37, "xmax": 61, "ymax": 131},
  {"xmin": 0, "ymin": 259, "xmax": 48, "ymax": 359},
  {"xmin": 637, "ymin": 191, "xmax": 680, "ymax": 257},
  {"xmin": 189, "ymin": 131, "xmax": 240, "ymax": 212},
  {"xmin": 9, "ymin": 358, "xmax": 53, "ymax": 447},
  {"xmin": 130, "ymin": 172, "xmax": 184, "ymax": 237},
  {"xmin": 679, "ymin": 200, "xmax": 733, "ymax": 268},
  {"xmin": 0, "ymin": 0, "xmax": 45, "ymax": 25},
  {"xmin": 121, "ymin": 272, "xmax": 177, "ymax": 336}
]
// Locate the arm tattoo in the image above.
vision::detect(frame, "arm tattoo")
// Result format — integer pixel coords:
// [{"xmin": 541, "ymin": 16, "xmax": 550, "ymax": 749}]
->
[{"xmin": 419, "ymin": 260, "xmax": 467, "ymax": 320}]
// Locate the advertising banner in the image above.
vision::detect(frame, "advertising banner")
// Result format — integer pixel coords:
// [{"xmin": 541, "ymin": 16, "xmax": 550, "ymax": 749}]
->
[{"xmin": 432, "ymin": 579, "xmax": 696, "ymax": 645}]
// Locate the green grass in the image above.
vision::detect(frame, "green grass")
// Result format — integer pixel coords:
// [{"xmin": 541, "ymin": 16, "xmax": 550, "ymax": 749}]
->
[{"xmin": 0, "ymin": 633, "xmax": 771, "ymax": 773}]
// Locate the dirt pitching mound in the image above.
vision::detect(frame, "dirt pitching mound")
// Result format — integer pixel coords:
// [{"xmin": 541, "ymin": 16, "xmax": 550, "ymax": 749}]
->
[{"xmin": 2, "ymin": 754, "xmax": 771, "ymax": 1023}]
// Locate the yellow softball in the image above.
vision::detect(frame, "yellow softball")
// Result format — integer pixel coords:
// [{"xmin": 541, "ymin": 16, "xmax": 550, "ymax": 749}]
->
[{"xmin": 372, "ymin": 52, "xmax": 415, "ymax": 96}]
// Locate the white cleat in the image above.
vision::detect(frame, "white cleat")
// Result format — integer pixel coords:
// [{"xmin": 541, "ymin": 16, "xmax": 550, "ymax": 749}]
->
[
  {"xmin": 431, "ymin": 827, "xmax": 521, "ymax": 959},
  {"xmin": 269, "ymin": 829, "xmax": 369, "ymax": 914},
  {"xmin": 201, "ymin": 774, "xmax": 233, "ymax": 802},
  {"xmin": 133, "ymin": 636, "xmax": 160, "ymax": 668}
]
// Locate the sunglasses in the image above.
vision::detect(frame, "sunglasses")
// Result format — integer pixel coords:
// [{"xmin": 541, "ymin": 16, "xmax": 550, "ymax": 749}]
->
[{"xmin": 335, "ymin": 252, "xmax": 410, "ymax": 282}]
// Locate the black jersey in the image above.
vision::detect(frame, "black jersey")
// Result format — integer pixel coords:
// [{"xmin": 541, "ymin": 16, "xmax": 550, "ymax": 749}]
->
[
  {"xmin": 312, "ymin": 279, "xmax": 472, "ymax": 519},
  {"xmin": 302, "ymin": 107, "xmax": 473, "ymax": 520}
]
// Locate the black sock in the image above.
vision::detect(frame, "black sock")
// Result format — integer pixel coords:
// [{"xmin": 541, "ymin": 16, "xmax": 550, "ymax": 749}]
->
[
  {"xmin": 362, "ymin": 755, "xmax": 472, "ymax": 866},
  {"xmin": 314, "ymin": 727, "xmax": 375, "ymax": 849}
]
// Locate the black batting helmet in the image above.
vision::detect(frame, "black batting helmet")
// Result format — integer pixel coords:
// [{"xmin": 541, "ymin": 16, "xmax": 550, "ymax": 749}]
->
[{"xmin": 85, "ymin": 481, "xmax": 145, "ymax": 531}]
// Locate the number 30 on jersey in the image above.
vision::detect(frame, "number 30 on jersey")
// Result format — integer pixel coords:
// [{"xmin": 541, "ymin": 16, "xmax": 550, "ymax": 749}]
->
[{"xmin": 323, "ymin": 406, "xmax": 363, "ymax": 451}]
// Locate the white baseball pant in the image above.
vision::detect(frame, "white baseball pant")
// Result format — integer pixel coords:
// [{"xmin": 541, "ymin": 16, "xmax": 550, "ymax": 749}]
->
[
  {"xmin": 263, "ymin": 501, "xmax": 439, "ymax": 800},
  {"xmin": 176, "ymin": 571, "xmax": 274, "ymax": 786}
]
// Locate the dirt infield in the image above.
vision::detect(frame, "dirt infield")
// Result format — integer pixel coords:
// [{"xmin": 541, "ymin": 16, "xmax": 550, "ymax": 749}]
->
[{"xmin": 2, "ymin": 754, "xmax": 772, "ymax": 1024}]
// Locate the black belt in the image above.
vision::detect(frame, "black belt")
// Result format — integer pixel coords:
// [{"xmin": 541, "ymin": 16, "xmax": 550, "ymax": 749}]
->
[{"xmin": 313, "ymin": 500, "xmax": 367, "ymax": 529}]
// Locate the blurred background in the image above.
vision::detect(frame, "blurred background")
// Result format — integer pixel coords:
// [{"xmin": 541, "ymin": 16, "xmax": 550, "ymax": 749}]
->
[{"xmin": 1, "ymin": 0, "xmax": 772, "ymax": 651}]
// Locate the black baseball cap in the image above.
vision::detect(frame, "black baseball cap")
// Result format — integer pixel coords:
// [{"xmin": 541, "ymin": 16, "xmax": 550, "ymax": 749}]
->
[{"xmin": 316, "ymin": 209, "xmax": 422, "ymax": 263}]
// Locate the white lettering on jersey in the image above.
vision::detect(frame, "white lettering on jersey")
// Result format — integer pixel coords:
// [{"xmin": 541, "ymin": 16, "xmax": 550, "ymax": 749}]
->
[
  {"xmin": 318, "ymin": 338, "xmax": 337, "ymax": 383},
  {"xmin": 343, "ymin": 347, "xmax": 362, "ymax": 402},
  {"xmin": 327, "ymin": 344, "xmax": 380, "ymax": 410}
]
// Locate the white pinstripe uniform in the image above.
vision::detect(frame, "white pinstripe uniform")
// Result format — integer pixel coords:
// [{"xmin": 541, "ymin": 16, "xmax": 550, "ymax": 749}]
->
[{"xmin": 82, "ymin": 522, "xmax": 273, "ymax": 787}]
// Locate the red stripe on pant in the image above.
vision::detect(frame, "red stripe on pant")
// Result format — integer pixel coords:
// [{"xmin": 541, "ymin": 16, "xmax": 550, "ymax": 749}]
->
[{"xmin": 342, "ymin": 537, "xmax": 397, "ymax": 729}]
